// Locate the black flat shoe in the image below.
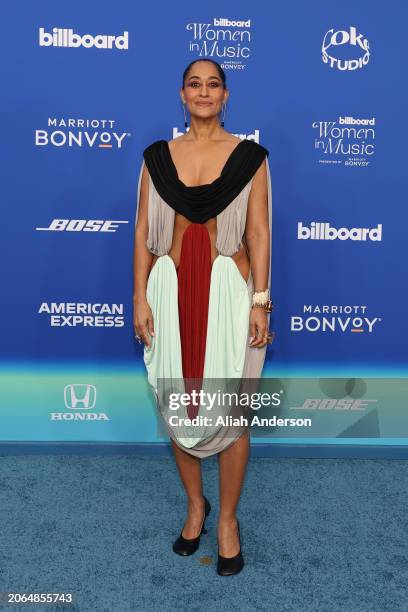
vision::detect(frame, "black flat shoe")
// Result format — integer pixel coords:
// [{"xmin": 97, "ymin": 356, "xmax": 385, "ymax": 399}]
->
[
  {"xmin": 217, "ymin": 519, "xmax": 244, "ymax": 576},
  {"xmin": 172, "ymin": 496, "xmax": 211, "ymax": 556}
]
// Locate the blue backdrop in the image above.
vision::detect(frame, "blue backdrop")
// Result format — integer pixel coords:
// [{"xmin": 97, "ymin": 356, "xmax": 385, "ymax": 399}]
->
[{"xmin": 1, "ymin": 1, "xmax": 407, "ymax": 453}]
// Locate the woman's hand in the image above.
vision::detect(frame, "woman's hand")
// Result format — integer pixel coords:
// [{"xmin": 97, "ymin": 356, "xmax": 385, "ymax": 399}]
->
[
  {"xmin": 133, "ymin": 298, "xmax": 155, "ymax": 348},
  {"xmin": 248, "ymin": 307, "xmax": 269, "ymax": 348}
]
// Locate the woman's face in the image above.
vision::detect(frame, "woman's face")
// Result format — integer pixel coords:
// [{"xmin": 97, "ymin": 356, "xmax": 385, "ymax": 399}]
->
[{"xmin": 181, "ymin": 62, "xmax": 228, "ymax": 121}]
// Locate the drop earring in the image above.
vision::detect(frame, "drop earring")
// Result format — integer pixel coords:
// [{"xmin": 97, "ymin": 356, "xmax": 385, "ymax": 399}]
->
[
  {"xmin": 182, "ymin": 102, "xmax": 188, "ymax": 129},
  {"xmin": 220, "ymin": 102, "xmax": 227, "ymax": 127}
]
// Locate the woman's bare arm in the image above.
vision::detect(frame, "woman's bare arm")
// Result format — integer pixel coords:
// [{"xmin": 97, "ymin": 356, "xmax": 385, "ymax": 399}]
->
[
  {"xmin": 244, "ymin": 159, "xmax": 270, "ymax": 348},
  {"xmin": 133, "ymin": 163, "xmax": 155, "ymax": 347}
]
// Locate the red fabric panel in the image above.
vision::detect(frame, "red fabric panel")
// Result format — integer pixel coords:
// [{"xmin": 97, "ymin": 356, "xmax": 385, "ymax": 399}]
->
[{"xmin": 177, "ymin": 223, "xmax": 211, "ymax": 420}]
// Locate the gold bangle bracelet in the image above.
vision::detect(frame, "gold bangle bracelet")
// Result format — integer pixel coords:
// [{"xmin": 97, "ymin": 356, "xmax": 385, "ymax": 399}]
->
[{"xmin": 251, "ymin": 300, "xmax": 274, "ymax": 313}]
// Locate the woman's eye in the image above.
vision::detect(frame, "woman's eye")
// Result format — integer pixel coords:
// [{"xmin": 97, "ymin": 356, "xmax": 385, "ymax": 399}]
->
[{"xmin": 188, "ymin": 81, "xmax": 220, "ymax": 88}]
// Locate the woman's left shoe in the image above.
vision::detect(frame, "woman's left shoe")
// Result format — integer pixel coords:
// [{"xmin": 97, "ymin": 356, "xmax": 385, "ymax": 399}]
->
[
  {"xmin": 172, "ymin": 496, "xmax": 211, "ymax": 556},
  {"xmin": 217, "ymin": 519, "xmax": 244, "ymax": 576}
]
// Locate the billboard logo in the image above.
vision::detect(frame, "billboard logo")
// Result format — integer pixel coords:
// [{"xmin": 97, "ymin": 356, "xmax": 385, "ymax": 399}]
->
[
  {"xmin": 322, "ymin": 26, "xmax": 370, "ymax": 70},
  {"xmin": 39, "ymin": 27, "xmax": 129, "ymax": 50},
  {"xmin": 213, "ymin": 18, "xmax": 250, "ymax": 27},
  {"xmin": 298, "ymin": 222, "xmax": 382, "ymax": 241}
]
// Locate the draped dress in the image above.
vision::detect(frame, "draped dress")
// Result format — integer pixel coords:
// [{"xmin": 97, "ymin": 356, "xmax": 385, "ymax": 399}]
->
[{"xmin": 135, "ymin": 138, "xmax": 272, "ymax": 458}]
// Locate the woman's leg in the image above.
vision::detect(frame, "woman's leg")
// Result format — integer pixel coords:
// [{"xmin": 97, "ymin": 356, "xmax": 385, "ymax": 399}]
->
[
  {"xmin": 217, "ymin": 430, "xmax": 250, "ymax": 556},
  {"xmin": 171, "ymin": 439, "xmax": 206, "ymax": 538}
]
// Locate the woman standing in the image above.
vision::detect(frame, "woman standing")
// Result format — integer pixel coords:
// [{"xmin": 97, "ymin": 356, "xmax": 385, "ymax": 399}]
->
[{"xmin": 133, "ymin": 59, "xmax": 273, "ymax": 576}]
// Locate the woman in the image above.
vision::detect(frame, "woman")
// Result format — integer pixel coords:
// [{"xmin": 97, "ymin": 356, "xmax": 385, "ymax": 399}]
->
[{"xmin": 133, "ymin": 59, "xmax": 273, "ymax": 576}]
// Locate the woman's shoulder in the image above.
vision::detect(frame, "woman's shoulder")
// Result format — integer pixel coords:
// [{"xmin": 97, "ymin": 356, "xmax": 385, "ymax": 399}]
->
[
  {"xmin": 143, "ymin": 135, "xmax": 187, "ymax": 152},
  {"xmin": 241, "ymin": 138, "xmax": 269, "ymax": 158},
  {"xmin": 223, "ymin": 134, "xmax": 242, "ymax": 146},
  {"xmin": 142, "ymin": 139, "xmax": 166, "ymax": 158}
]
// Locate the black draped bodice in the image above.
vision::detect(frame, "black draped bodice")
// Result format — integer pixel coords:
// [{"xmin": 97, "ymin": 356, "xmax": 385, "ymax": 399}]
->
[{"xmin": 142, "ymin": 138, "xmax": 269, "ymax": 224}]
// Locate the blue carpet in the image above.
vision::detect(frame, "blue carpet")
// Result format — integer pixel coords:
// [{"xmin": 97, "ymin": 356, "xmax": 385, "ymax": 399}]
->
[{"xmin": 0, "ymin": 454, "xmax": 406, "ymax": 611}]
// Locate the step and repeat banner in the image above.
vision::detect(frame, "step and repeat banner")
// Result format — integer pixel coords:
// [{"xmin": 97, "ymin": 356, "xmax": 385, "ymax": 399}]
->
[{"xmin": 1, "ymin": 2, "xmax": 407, "ymax": 453}]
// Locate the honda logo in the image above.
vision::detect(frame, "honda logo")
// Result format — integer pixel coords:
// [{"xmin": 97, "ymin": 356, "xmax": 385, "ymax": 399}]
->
[{"xmin": 64, "ymin": 384, "xmax": 96, "ymax": 410}]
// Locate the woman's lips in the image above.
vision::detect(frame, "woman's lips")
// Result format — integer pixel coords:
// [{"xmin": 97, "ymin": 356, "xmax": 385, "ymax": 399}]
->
[{"xmin": 196, "ymin": 102, "xmax": 212, "ymax": 106}]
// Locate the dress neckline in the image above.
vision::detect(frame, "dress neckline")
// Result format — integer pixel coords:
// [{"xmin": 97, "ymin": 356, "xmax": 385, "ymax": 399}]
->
[
  {"xmin": 163, "ymin": 139, "xmax": 246, "ymax": 189},
  {"xmin": 143, "ymin": 137, "xmax": 268, "ymax": 223}
]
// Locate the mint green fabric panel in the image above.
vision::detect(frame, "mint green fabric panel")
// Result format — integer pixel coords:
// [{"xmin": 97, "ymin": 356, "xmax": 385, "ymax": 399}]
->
[
  {"xmin": 143, "ymin": 255, "xmax": 195, "ymax": 448},
  {"xmin": 143, "ymin": 255, "xmax": 183, "ymax": 390},
  {"xmin": 203, "ymin": 255, "xmax": 250, "ymax": 379}
]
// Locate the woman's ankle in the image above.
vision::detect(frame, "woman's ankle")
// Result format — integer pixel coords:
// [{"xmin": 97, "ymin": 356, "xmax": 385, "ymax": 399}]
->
[
  {"xmin": 187, "ymin": 495, "xmax": 205, "ymax": 512},
  {"xmin": 218, "ymin": 513, "xmax": 237, "ymax": 526}
]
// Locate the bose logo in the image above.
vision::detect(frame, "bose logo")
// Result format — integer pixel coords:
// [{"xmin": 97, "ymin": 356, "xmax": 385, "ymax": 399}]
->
[{"xmin": 36, "ymin": 220, "xmax": 129, "ymax": 232}]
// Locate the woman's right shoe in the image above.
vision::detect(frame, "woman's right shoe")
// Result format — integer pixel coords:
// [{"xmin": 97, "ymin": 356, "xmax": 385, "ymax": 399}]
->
[
  {"xmin": 172, "ymin": 496, "xmax": 211, "ymax": 556},
  {"xmin": 217, "ymin": 519, "xmax": 244, "ymax": 576}
]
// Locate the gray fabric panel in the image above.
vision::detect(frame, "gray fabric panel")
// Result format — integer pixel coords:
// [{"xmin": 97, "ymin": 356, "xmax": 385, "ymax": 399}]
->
[
  {"xmin": 146, "ymin": 173, "xmax": 175, "ymax": 256},
  {"xmin": 215, "ymin": 179, "xmax": 253, "ymax": 255},
  {"xmin": 242, "ymin": 158, "xmax": 273, "ymax": 379},
  {"xmin": 134, "ymin": 160, "xmax": 175, "ymax": 256}
]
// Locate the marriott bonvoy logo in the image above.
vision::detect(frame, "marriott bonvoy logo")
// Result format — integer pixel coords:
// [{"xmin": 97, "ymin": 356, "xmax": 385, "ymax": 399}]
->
[
  {"xmin": 39, "ymin": 27, "xmax": 129, "ymax": 50},
  {"xmin": 35, "ymin": 117, "xmax": 131, "ymax": 149},
  {"xmin": 291, "ymin": 304, "xmax": 382, "ymax": 334}
]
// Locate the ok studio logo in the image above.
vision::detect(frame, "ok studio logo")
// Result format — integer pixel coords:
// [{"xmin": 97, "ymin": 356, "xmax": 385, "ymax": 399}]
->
[{"xmin": 322, "ymin": 26, "xmax": 370, "ymax": 70}]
